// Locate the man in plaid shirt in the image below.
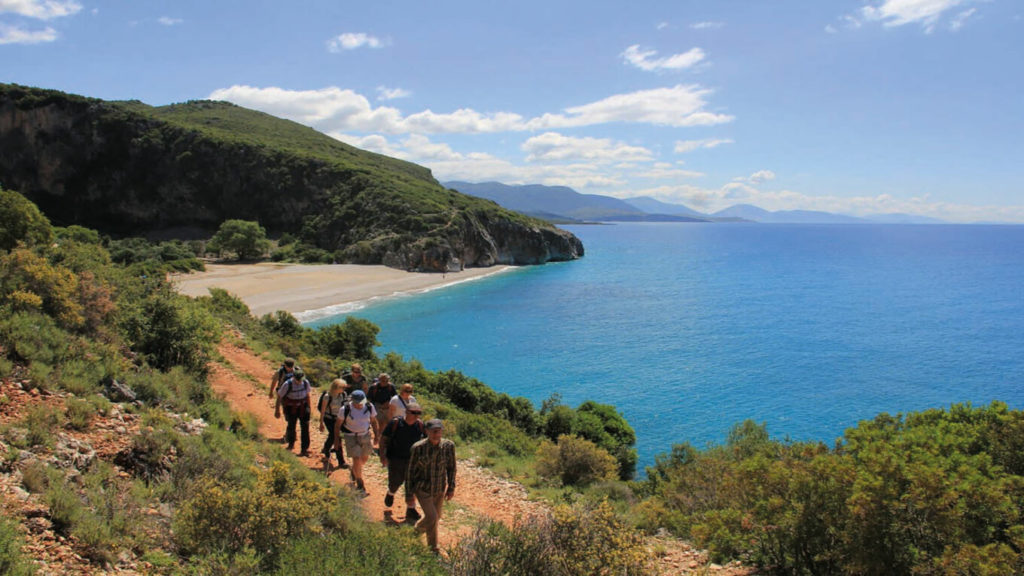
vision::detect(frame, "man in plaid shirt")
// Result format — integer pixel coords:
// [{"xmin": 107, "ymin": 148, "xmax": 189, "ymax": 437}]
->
[{"xmin": 406, "ymin": 418, "xmax": 456, "ymax": 553}]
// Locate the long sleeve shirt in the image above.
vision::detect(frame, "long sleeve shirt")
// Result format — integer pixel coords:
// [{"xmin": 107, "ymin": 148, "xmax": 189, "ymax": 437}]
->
[{"xmin": 407, "ymin": 438, "xmax": 456, "ymax": 495}]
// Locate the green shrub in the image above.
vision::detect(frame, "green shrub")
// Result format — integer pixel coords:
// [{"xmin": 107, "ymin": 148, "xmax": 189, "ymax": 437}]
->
[
  {"xmin": 65, "ymin": 397, "xmax": 97, "ymax": 430},
  {"xmin": 445, "ymin": 501, "xmax": 653, "ymax": 576},
  {"xmin": 274, "ymin": 526, "xmax": 443, "ymax": 576},
  {"xmin": 536, "ymin": 435, "xmax": 618, "ymax": 487},
  {"xmin": 20, "ymin": 460, "xmax": 49, "ymax": 493},
  {"xmin": 44, "ymin": 474, "xmax": 82, "ymax": 533},
  {"xmin": 24, "ymin": 404, "xmax": 61, "ymax": 448},
  {"xmin": 0, "ymin": 516, "xmax": 36, "ymax": 576},
  {"xmin": 173, "ymin": 462, "xmax": 334, "ymax": 567}
]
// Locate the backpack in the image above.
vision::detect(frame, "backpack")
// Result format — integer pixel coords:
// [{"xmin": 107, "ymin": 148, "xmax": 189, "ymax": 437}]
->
[
  {"xmin": 339, "ymin": 402, "xmax": 373, "ymax": 433},
  {"xmin": 280, "ymin": 378, "xmax": 309, "ymax": 408}
]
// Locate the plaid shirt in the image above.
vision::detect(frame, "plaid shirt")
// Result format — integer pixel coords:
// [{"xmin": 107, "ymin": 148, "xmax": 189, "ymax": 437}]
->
[{"xmin": 407, "ymin": 438, "xmax": 456, "ymax": 495}]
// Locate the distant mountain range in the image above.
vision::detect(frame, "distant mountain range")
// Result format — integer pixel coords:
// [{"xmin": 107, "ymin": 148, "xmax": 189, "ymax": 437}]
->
[{"xmin": 445, "ymin": 181, "xmax": 947, "ymax": 225}]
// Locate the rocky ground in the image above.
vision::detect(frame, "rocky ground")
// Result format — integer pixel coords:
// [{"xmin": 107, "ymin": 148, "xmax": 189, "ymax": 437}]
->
[{"xmin": 0, "ymin": 340, "xmax": 757, "ymax": 575}]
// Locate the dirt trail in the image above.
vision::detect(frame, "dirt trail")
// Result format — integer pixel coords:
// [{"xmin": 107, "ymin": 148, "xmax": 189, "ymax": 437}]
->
[
  {"xmin": 209, "ymin": 341, "xmax": 756, "ymax": 574},
  {"xmin": 210, "ymin": 341, "xmax": 547, "ymax": 551}
]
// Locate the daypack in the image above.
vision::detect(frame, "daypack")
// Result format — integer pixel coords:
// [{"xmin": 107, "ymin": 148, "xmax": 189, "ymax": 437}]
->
[
  {"xmin": 339, "ymin": 402, "xmax": 373, "ymax": 433},
  {"xmin": 280, "ymin": 378, "xmax": 309, "ymax": 408}
]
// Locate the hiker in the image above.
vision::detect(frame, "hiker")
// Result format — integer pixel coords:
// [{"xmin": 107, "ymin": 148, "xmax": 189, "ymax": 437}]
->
[
  {"xmin": 274, "ymin": 368, "xmax": 312, "ymax": 456},
  {"xmin": 367, "ymin": 372, "xmax": 397, "ymax": 430},
  {"xmin": 342, "ymin": 363, "xmax": 369, "ymax": 395},
  {"xmin": 317, "ymin": 378, "xmax": 349, "ymax": 471},
  {"xmin": 407, "ymin": 418, "xmax": 456, "ymax": 554},
  {"xmin": 268, "ymin": 357, "xmax": 299, "ymax": 398},
  {"xmin": 334, "ymin": 389, "xmax": 379, "ymax": 494},
  {"xmin": 387, "ymin": 383, "xmax": 418, "ymax": 420},
  {"xmin": 379, "ymin": 402, "xmax": 426, "ymax": 520}
]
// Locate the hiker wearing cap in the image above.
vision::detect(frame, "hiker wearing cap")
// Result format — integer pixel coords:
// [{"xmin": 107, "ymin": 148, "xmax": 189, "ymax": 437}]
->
[
  {"xmin": 275, "ymin": 368, "xmax": 312, "ymax": 456},
  {"xmin": 342, "ymin": 363, "xmax": 369, "ymax": 395},
  {"xmin": 406, "ymin": 418, "xmax": 456, "ymax": 553},
  {"xmin": 387, "ymin": 383, "xmax": 419, "ymax": 421},
  {"xmin": 317, "ymin": 378, "xmax": 349, "ymax": 471},
  {"xmin": 367, "ymin": 373, "xmax": 397, "ymax": 430},
  {"xmin": 379, "ymin": 403, "xmax": 427, "ymax": 520},
  {"xmin": 334, "ymin": 389, "xmax": 379, "ymax": 494},
  {"xmin": 269, "ymin": 357, "xmax": 299, "ymax": 398}
]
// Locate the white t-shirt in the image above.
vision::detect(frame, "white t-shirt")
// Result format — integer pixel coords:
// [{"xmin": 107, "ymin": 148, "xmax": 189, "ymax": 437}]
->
[
  {"xmin": 338, "ymin": 401, "xmax": 376, "ymax": 435},
  {"xmin": 389, "ymin": 394, "xmax": 418, "ymax": 419}
]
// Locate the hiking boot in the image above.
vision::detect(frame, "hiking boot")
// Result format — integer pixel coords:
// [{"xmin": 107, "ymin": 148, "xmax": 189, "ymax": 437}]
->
[
  {"xmin": 406, "ymin": 508, "xmax": 421, "ymax": 521},
  {"xmin": 337, "ymin": 461, "xmax": 349, "ymax": 469},
  {"xmin": 299, "ymin": 450, "xmax": 310, "ymax": 457},
  {"xmin": 356, "ymin": 479, "xmax": 366, "ymax": 493},
  {"xmin": 384, "ymin": 493, "xmax": 394, "ymax": 507}
]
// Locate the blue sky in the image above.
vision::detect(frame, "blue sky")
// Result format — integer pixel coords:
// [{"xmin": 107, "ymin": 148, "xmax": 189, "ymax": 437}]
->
[{"xmin": 2, "ymin": 0, "xmax": 1022, "ymax": 222}]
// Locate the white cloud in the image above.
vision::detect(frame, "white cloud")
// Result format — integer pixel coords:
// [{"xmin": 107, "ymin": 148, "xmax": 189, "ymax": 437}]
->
[
  {"xmin": 209, "ymin": 83, "xmax": 732, "ymax": 134},
  {"xmin": 747, "ymin": 170, "xmax": 776, "ymax": 184},
  {"xmin": 853, "ymin": 0, "xmax": 980, "ymax": 33},
  {"xmin": 621, "ymin": 44, "xmax": 706, "ymax": 72},
  {"xmin": 530, "ymin": 85, "xmax": 733, "ymax": 129},
  {"xmin": 690, "ymin": 21, "xmax": 724, "ymax": 30},
  {"xmin": 0, "ymin": 0, "xmax": 80, "ymax": 19},
  {"xmin": 327, "ymin": 32, "xmax": 386, "ymax": 52},
  {"xmin": 0, "ymin": 22, "xmax": 55, "ymax": 43},
  {"xmin": 674, "ymin": 138, "xmax": 733, "ymax": 154},
  {"xmin": 656, "ymin": 21, "xmax": 669, "ymax": 30},
  {"xmin": 636, "ymin": 165, "xmax": 704, "ymax": 179},
  {"xmin": 522, "ymin": 132, "xmax": 653, "ymax": 163},
  {"xmin": 157, "ymin": 16, "xmax": 182, "ymax": 26},
  {"xmin": 949, "ymin": 8, "xmax": 976, "ymax": 31},
  {"xmin": 376, "ymin": 86, "xmax": 411, "ymax": 101}
]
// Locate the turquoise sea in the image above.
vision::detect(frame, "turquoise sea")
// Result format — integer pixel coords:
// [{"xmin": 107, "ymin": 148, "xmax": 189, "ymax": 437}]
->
[{"xmin": 307, "ymin": 223, "xmax": 1024, "ymax": 470}]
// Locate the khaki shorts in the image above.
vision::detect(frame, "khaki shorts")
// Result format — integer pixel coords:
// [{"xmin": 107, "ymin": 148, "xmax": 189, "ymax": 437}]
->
[{"xmin": 344, "ymin": 433, "xmax": 373, "ymax": 459}]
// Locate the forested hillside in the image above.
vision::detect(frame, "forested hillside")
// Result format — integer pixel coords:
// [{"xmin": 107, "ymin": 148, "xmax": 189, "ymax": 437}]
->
[{"xmin": 0, "ymin": 84, "xmax": 582, "ymax": 272}]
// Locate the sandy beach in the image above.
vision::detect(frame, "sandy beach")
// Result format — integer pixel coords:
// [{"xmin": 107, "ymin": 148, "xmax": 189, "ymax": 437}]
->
[{"xmin": 170, "ymin": 262, "xmax": 512, "ymax": 319}]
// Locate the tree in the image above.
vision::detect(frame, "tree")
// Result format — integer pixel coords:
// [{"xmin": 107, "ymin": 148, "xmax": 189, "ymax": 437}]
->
[
  {"xmin": 207, "ymin": 220, "xmax": 271, "ymax": 261},
  {"xmin": 0, "ymin": 187, "xmax": 53, "ymax": 251}
]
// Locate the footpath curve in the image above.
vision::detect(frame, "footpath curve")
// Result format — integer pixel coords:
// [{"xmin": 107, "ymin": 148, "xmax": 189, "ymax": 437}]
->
[{"xmin": 209, "ymin": 340, "xmax": 755, "ymax": 575}]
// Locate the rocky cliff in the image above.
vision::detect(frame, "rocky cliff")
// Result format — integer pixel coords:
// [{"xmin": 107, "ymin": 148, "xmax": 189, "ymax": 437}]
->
[{"xmin": 0, "ymin": 84, "xmax": 583, "ymax": 271}]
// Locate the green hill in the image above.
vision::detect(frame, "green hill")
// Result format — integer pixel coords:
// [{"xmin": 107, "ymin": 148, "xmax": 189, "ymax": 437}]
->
[{"xmin": 0, "ymin": 84, "xmax": 582, "ymax": 271}]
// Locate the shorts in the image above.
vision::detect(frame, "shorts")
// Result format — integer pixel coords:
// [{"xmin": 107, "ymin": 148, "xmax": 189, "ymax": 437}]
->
[{"xmin": 344, "ymin": 433, "xmax": 373, "ymax": 459}]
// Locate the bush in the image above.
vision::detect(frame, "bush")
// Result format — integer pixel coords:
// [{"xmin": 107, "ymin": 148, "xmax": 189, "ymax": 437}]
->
[
  {"xmin": 445, "ymin": 501, "xmax": 653, "ymax": 576},
  {"xmin": 536, "ymin": 435, "xmax": 618, "ymax": 487},
  {"xmin": 0, "ymin": 187, "xmax": 53, "ymax": 251},
  {"xmin": 65, "ymin": 397, "xmax": 97, "ymax": 430},
  {"xmin": 0, "ymin": 516, "xmax": 36, "ymax": 576},
  {"xmin": 314, "ymin": 317, "xmax": 379, "ymax": 360},
  {"xmin": 173, "ymin": 462, "xmax": 334, "ymax": 567}
]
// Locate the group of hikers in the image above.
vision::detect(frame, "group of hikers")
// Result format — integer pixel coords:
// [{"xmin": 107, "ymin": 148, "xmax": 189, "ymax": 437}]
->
[{"xmin": 270, "ymin": 358, "xmax": 456, "ymax": 553}]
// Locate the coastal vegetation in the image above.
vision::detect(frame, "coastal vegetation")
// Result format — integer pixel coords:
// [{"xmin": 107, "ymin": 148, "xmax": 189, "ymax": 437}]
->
[{"xmin": 2, "ymin": 186, "xmax": 1023, "ymax": 572}]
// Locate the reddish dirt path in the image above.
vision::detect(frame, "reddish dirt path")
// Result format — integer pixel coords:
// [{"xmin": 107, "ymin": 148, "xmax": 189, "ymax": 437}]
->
[
  {"xmin": 209, "ymin": 341, "xmax": 547, "ymax": 551},
  {"xmin": 209, "ymin": 340, "xmax": 757, "ymax": 574}
]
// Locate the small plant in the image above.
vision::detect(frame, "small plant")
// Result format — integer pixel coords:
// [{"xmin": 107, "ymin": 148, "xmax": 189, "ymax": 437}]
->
[
  {"xmin": 0, "ymin": 516, "xmax": 36, "ymax": 576},
  {"xmin": 23, "ymin": 404, "xmax": 61, "ymax": 448},
  {"xmin": 65, "ymin": 397, "xmax": 97, "ymax": 430},
  {"xmin": 536, "ymin": 434, "xmax": 618, "ymax": 488},
  {"xmin": 20, "ymin": 460, "xmax": 49, "ymax": 493}
]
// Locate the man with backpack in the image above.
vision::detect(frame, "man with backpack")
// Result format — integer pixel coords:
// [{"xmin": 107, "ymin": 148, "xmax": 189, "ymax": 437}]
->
[
  {"xmin": 379, "ymin": 402, "xmax": 426, "ymax": 520},
  {"xmin": 274, "ymin": 368, "xmax": 312, "ymax": 456},
  {"xmin": 342, "ymin": 363, "xmax": 369, "ymax": 395},
  {"xmin": 367, "ymin": 372, "xmax": 397, "ymax": 430},
  {"xmin": 268, "ymin": 357, "xmax": 299, "ymax": 398},
  {"xmin": 333, "ymin": 389, "xmax": 379, "ymax": 494}
]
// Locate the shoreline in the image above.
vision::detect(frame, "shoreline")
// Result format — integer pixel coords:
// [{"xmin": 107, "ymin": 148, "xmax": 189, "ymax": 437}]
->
[{"xmin": 170, "ymin": 262, "xmax": 514, "ymax": 320}]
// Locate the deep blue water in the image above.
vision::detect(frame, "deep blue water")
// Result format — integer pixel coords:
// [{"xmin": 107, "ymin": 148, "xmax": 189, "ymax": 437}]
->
[{"xmin": 307, "ymin": 223, "xmax": 1024, "ymax": 470}]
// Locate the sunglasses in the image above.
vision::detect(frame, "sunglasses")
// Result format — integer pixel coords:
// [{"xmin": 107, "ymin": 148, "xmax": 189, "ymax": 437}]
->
[{"xmin": 409, "ymin": 411, "xmax": 422, "ymax": 415}]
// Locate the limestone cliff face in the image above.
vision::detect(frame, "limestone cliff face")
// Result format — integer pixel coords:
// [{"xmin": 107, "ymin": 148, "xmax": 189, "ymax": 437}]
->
[{"xmin": 0, "ymin": 85, "xmax": 583, "ymax": 271}]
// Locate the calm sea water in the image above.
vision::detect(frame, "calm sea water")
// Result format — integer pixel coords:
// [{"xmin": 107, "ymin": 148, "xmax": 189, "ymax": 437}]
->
[{"xmin": 307, "ymin": 223, "xmax": 1024, "ymax": 469}]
